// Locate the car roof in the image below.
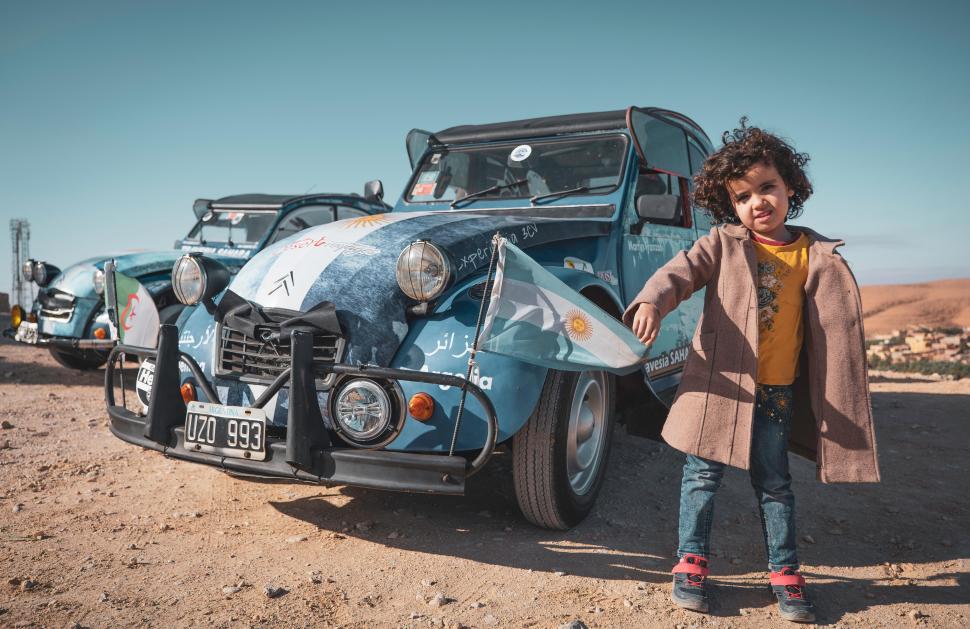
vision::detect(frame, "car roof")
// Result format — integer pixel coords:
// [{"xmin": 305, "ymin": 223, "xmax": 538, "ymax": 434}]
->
[{"xmin": 432, "ymin": 107, "xmax": 709, "ymax": 146}]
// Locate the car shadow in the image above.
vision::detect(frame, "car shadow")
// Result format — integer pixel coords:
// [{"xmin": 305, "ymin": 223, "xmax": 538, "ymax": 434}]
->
[
  {"xmin": 0, "ymin": 341, "xmax": 112, "ymax": 386},
  {"xmin": 268, "ymin": 389, "xmax": 970, "ymax": 624}
]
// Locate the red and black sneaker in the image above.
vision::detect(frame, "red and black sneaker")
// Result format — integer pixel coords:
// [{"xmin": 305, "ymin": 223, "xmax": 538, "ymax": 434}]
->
[
  {"xmin": 770, "ymin": 567, "xmax": 816, "ymax": 623},
  {"xmin": 671, "ymin": 554, "xmax": 710, "ymax": 613}
]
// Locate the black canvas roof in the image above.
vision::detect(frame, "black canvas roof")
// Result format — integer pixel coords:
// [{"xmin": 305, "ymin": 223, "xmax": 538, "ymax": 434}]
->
[
  {"xmin": 433, "ymin": 110, "xmax": 629, "ymax": 145},
  {"xmin": 210, "ymin": 194, "xmax": 304, "ymax": 208}
]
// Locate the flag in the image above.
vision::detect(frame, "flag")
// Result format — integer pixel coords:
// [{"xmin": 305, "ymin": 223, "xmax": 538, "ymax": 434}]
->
[
  {"xmin": 478, "ymin": 238, "xmax": 648, "ymax": 374},
  {"xmin": 113, "ymin": 271, "xmax": 160, "ymax": 348}
]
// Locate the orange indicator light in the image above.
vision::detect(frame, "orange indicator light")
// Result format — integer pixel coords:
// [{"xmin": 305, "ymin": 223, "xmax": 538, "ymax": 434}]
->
[
  {"xmin": 408, "ymin": 392, "xmax": 435, "ymax": 421},
  {"xmin": 93, "ymin": 327, "xmax": 107, "ymax": 340},
  {"xmin": 180, "ymin": 382, "xmax": 197, "ymax": 404}
]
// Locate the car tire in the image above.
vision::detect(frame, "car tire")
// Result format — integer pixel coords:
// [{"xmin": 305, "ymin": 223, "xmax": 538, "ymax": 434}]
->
[
  {"xmin": 48, "ymin": 347, "xmax": 108, "ymax": 371},
  {"xmin": 512, "ymin": 368, "xmax": 616, "ymax": 530}
]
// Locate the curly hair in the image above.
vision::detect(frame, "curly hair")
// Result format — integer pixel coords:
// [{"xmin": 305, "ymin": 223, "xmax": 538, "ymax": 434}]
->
[{"xmin": 692, "ymin": 117, "xmax": 812, "ymax": 224}]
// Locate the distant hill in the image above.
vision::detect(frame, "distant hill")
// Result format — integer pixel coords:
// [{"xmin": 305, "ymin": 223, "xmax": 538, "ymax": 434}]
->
[{"xmin": 860, "ymin": 278, "xmax": 970, "ymax": 336}]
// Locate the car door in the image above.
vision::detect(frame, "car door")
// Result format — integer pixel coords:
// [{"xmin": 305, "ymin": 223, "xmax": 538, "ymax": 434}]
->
[{"xmin": 620, "ymin": 110, "xmax": 706, "ymax": 391}]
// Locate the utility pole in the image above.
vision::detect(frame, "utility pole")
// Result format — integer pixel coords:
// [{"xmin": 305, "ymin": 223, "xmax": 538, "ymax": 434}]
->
[{"xmin": 10, "ymin": 219, "xmax": 35, "ymax": 308}]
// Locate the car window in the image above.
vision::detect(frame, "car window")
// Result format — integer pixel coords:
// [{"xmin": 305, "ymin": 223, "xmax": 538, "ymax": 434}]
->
[
  {"xmin": 269, "ymin": 205, "xmax": 337, "ymax": 244},
  {"xmin": 628, "ymin": 110, "xmax": 691, "ymax": 177},
  {"xmin": 337, "ymin": 207, "xmax": 369, "ymax": 220},
  {"xmin": 633, "ymin": 170, "xmax": 692, "ymax": 229},
  {"xmin": 186, "ymin": 211, "xmax": 276, "ymax": 245},
  {"xmin": 406, "ymin": 135, "xmax": 627, "ymax": 203}
]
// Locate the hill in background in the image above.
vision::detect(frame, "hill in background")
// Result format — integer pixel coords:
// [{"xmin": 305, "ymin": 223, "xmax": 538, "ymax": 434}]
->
[{"xmin": 860, "ymin": 278, "xmax": 970, "ymax": 336}]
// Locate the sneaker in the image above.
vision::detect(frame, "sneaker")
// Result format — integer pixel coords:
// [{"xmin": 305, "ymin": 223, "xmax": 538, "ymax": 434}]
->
[
  {"xmin": 671, "ymin": 553, "xmax": 710, "ymax": 613},
  {"xmin": 770, "ymin": 567, "xmax": 816, "ymax": 623}
]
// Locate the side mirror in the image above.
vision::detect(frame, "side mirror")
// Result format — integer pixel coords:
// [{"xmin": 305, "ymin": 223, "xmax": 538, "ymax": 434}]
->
[
  {"xmin": 363, "ymin": 179, "xmax": 384, "ymax": 202},
  {"xmin": 636, "ymin": 194, "xmax": 682, "ymax": 223}
]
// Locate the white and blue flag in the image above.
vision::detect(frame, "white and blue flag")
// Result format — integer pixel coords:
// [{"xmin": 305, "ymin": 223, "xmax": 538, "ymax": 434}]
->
[{"xmin": 479, "ymin": 238, "xmax": 648, "ymax": 375}]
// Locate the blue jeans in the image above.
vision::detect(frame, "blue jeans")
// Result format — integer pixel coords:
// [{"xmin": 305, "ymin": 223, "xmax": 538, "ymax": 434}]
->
[{"xmin": 677, "ymin": 384, "xmax": 798, "ymax": 571}]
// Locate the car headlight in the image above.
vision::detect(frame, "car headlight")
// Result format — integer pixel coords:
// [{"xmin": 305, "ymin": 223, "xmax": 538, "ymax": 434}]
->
[
  {"xmin": 32, "ymin": 261, "xmax": 60, "ymax": 287},
  {"xmin": 395, "ymin": 241, "xmax": 452, "ymax": 302},
  {"xmin": 22, "ymin": 259, "xmax": 34, "ymax": 282},
  {"xmin": 92, "ymin": 269, "xmax": 105, "ymax": 295},
  {"xmin": 172, "ymin": 254, "xmax": 230, "ymax": 305},
  {"xmin": 10, "ymin": 305, "xmax": 23, "ymax": 329},
  {"xmin": 331, "ymin": 379, "xmax": 399, "ymax": 447}
]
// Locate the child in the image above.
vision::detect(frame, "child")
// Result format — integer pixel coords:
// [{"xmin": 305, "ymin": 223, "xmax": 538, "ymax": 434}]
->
[{"xmin": 623, "ymin": 119, "xmax": 879, "ymax": 623}]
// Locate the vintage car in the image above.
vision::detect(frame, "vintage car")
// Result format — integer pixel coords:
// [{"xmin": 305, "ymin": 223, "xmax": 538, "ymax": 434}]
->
[
  {"xmin": 105, "ymin": 107, "xmax": 714, "ymax": 529},
  {"xmin": 7, "ymin": 188, "xmax": 391, "ymax": 369}
]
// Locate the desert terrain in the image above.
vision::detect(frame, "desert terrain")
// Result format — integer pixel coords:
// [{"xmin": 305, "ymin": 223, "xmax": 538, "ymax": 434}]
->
[
  {"xmin": 1, "ymin": 307, "xmax": 968, "ymax": 627},
  {"xmin": 860, "ymin": 278, "xmax": 970, "ymax": 336}
]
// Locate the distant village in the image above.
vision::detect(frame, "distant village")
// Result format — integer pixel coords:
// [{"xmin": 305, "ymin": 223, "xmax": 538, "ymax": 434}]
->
[{"xmin": 867, "ymin": 326, "xmax": 970, "ymax": 378}]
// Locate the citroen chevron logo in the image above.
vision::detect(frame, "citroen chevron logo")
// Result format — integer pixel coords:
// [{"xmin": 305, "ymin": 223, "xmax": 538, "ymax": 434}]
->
[{"xmin": 269, "ymin": 271, "xmax": 295, "ymax": 296}]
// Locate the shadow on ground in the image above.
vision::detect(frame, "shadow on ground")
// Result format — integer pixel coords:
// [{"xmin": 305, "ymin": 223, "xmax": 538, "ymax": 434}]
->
[{"xmin": 267, "ymin": 389, "xmax": 970, "ymax": 624}]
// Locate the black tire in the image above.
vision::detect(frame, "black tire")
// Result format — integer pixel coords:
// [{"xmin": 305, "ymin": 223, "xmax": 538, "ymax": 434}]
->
[
  {"xmin": 512, "ymin": 369, "xmax": 616, "ymax": 529},
  {"xmin": 48, "ymin": 347, "xmax": 108, "ymax": 371}
]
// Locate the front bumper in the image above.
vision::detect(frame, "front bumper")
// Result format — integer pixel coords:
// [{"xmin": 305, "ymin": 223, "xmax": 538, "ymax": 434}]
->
[
  {"xmin": 105, "ymin": 325, "xmax": 497, "ymax": 495},
  {"xmin": 3, "ymin": 326, "xmax": 116, "ymax": 350}
]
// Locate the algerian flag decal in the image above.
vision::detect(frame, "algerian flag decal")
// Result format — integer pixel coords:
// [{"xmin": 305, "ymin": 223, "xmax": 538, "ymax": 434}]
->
[{"xmin": 113, "ymin": 271, "xmax": 160, "ymax": 348}]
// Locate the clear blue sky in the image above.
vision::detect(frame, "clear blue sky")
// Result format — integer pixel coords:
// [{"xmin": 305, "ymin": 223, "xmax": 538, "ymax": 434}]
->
[{"xmin": 2, "ymin": 0, "xmax": 968, "ymax": 299}]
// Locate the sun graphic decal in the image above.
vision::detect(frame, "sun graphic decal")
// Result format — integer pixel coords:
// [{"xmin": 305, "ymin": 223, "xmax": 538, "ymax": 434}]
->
[
  {"xmin": 563, "ymin": 310, "xmax": 594, "ymax": 342},
  {"xmin": 343, "ymin": 214, "xmax": 394, "ymax": 229}
]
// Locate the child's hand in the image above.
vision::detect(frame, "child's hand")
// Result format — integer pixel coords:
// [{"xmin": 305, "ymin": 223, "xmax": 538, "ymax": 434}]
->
[{"xmin": 631, "ymin": 303, "xmax": 660, "ymax": 347}]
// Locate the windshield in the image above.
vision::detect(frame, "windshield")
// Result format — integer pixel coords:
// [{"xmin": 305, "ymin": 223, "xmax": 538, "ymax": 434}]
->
[
  {"xmin": 406, "ymin": 135, "xmax": 627, "ymax": 204},
  {"xmin": 185, "ymin": 210, "xmax": 278, "ymax": 246}
]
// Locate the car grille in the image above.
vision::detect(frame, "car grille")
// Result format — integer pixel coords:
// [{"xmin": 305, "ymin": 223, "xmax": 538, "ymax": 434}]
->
[
  {"xmin": 215, "ymin": 315, "xmax": 345, "ymax": 389},
  {"xmin": 38, "ymin": 288, "xmax": 77, "ymax": 321}
]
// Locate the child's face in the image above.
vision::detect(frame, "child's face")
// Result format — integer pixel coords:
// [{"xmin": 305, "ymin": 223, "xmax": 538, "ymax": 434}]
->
[{"xmin": 726, "ymin": 161, "xmax": 794, "ymax": 239}]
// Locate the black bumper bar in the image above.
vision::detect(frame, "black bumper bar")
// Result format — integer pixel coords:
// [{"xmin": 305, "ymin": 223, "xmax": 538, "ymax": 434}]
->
[{"xmin": 104, "ymin": 325, "xmax": 498, "ymax": 495}]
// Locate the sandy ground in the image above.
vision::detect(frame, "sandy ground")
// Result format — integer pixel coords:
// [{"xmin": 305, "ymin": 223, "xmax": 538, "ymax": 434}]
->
[{"xmin": 0, "ymin": 338, "xmax": 968, "ymax": 628}]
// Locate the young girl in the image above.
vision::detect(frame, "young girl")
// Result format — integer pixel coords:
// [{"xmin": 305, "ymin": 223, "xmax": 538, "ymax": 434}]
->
[{"xmin": 623, "ymin": 119, "xmax": 880, "ymax": 623}]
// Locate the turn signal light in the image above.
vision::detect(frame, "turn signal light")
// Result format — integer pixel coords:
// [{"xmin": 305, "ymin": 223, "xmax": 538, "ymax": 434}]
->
[
  {"xmin": 180, "ymin": 382, "xmax": 197, "ymax": 404},
  {"xmin": 93, "ymin": 327, "xmax": 107, "ymax": 340},
  {"xmin": 408, "ymin": 392, "xmax": 435, "ymax": 421},
  {"xmin": 27, "ymin": 312, "xmax": 37, "ymax": 323},
  {"xmin": 10, "ymin": 305, "xmax": 23, "ymax": 329}
]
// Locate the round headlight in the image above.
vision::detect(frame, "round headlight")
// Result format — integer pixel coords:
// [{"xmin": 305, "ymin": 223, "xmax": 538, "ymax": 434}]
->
[
  {"xmin": 22, "ymin": 259, "xmax": 35, "ymax": 282},
  {"xmin": 32, "ymin": 261, "xmax": 59, "ymax": 287},
  {"xmin": 332, "ymin": 379, "xmax": 393, "ymax": 444},
  {"xmin": 395, "ymin": 241, "xmax": 452, "ymax": 302},
  {"xmin": 92, "ymin": 269, "xmax": 105, "ymax": 295},
  {"xmin": 172, "ymin": 255, "xmax": 206, "ymax": 305},
  {"xmin": 10, "ymin": 305, "xmax": 23, "ymax": 330}
]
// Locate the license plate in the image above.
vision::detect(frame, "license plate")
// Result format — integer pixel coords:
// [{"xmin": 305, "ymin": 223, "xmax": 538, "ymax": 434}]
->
[
  {"xmin": 183, "ymin": 401, "xmax": 267, "ymax": 461},
  {"xmin": 14, "ymin": 321, "xmax": 38, "ymax": 344}
]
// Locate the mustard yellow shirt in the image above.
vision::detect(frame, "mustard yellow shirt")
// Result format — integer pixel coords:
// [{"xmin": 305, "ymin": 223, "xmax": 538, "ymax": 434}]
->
[{"xmin": 753, "ymin": 232, "xmax": 810, "ymax": 385}]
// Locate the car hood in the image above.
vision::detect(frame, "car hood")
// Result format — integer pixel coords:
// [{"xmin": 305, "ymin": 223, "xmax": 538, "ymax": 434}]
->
[
  {"xmin": 225, "ymin": 208, "xmax": 611, "ymax": 365},
  {"xmin": 44, "ymin": 250, "xmax": 246, "ymax": 299}
]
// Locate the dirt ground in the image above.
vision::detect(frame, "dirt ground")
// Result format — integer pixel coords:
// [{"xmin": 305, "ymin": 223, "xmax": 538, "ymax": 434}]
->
[{"xmin": 0, "ymin": 337, "xmax": 967, "ymax": 629}]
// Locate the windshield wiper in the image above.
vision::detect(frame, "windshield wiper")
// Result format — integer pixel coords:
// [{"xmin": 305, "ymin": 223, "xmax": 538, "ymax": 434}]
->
[
  {"xmin": 530, "ymin": 184, "xmax": 614, "ymax": 205},
  {"xmin": 450, "ymin": 178, "xmax": 529, "ymax": 208}
]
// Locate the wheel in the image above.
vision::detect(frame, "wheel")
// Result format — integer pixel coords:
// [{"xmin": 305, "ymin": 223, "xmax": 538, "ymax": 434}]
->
[
  {"xmin": 512, "ymin": 369, "xmax": 616, "ymax": 529},
  {"xmin": 48, "ymin": 347, "xmax": 108, "ymax": 370}
]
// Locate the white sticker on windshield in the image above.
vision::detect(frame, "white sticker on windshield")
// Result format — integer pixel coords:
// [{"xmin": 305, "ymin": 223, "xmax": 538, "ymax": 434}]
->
[{"xmin": 510, "ymin": 145, "xmax": 532, "ymax": 162}]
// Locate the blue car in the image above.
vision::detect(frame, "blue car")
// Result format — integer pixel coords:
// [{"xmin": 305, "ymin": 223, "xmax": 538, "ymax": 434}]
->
[
  {"xmin": 105, "ymin": 107, "xmax": 713, "ymax": 529},
  {"xmin": 7, "ymin": 187, "xmax": 391, "ymax": 369}
]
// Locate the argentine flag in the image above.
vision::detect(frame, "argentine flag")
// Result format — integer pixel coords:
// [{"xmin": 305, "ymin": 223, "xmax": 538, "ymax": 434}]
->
[{"xmin": 479, "ymin": 238, "xmax": 648, "ymax": 375}]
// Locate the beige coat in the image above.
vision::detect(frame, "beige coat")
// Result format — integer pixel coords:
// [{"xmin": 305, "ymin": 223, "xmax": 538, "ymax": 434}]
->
[{"xmin": 623, "ymin": 224, "xmax": 880, "ymax": 483}]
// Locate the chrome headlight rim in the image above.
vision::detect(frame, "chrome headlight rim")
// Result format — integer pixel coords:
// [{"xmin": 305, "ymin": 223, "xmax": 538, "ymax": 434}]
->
[
  {"xmin": 395, "ymin": 240, "xmax": 453, "ymax": 302},
  {"xmin": 172, "ymin": 254, "xmax": 207, "ymax": 305},
  {"xmin": 22, "ymin": 259, "xmax": 34, "ymax": 282},
  {"xmin": 329, "ymin": 377, "xmax": 404, "ymax": 448},
  {"xmin": 92, "ymin": 269, "xmax": 105, "ymax": 295}
]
